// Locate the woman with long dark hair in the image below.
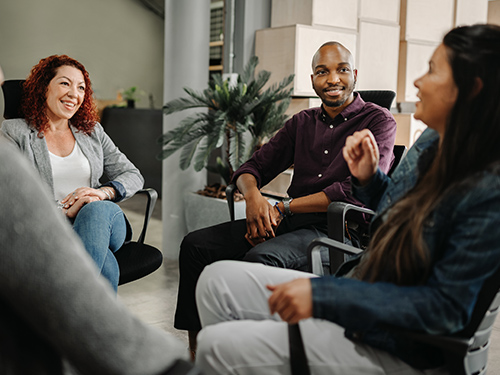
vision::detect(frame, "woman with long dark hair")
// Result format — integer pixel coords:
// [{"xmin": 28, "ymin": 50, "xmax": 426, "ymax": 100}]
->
[
  {"xmin": 1, "ymin": 55, "xmax": 144, "ymax": 291},
  {"xmin": 192, "ymin": 24, "xmax": 500, "ymax": 374}
]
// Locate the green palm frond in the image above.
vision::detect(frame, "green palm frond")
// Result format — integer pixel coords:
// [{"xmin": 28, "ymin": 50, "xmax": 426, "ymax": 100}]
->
[{"xmin": 179, "ymin": 138, "xmax": 203, "ymax": 170}]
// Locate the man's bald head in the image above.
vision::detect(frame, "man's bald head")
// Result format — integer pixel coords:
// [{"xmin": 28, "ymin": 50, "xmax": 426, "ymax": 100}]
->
[{"xmin": 311, "ymin": 42, "xmax": 354, "ymax": 71}]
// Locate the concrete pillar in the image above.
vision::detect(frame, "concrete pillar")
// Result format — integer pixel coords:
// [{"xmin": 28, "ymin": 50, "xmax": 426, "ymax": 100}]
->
[
  {"xmin": 162, "ymin": 0, "xmax": 210, "ymax": 259},
  {"xmin": 224, "ymin": 0, "xmax": 272, "ymax": 75}
]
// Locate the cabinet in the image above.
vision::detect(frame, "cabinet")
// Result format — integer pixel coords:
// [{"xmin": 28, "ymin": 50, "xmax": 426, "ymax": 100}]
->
[{"xmin": 100, "ymin": 108, "xmax": 163, "ymax": 197}]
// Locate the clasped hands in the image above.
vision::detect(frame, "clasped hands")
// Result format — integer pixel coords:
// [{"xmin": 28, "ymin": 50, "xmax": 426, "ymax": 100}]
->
[
  {"xmin": 59, "ymin": 187, "xmax": 111, "ymax": 218},
  {"xmin": 244, "ymin": 194, "xmax": 283, "ymax": 247}
]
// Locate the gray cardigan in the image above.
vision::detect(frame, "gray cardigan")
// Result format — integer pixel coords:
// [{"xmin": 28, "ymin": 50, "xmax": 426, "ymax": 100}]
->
[{"xmin": 1, "ymin": 119, "xmax": 144, "ymax": 201}]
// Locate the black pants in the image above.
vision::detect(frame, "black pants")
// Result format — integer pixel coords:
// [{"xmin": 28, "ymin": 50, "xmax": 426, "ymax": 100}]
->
[{"xmin": 174, "ymin": 213, "xmax": 329, "ymax": 331}]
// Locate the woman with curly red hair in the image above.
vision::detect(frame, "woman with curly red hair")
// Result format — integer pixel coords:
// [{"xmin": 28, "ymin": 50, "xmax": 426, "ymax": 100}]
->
[{"xmin": 1, "ymin": 55, "xmax": 144, "ymax": 292}]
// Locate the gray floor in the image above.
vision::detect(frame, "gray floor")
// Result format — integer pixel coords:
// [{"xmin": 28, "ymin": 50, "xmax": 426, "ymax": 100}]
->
[{"xmin": 118, "ymin": 196, "xmax": 500, "ymax": 373}]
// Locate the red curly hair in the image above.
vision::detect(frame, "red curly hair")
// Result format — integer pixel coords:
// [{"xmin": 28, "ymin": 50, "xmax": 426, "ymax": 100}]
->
[{"xmin": 22, "ymin": 55, "xmax": 99, "ymax": 135}]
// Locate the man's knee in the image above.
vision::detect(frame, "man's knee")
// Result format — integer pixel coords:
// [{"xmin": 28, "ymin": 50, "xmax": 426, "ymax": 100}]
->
[
  {"xmin": 197, "ymin": 261, "xmax": 241, "ymax": 300},
  {"xmin": 179, "ymin": 230, "xmax": 206, "ymax": 263},
  {"xmin": 243, "ymin": 245, "xmax": 284, "ymax": 267}
]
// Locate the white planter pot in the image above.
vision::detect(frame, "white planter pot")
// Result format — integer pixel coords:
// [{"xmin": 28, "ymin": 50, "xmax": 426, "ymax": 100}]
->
[{"xmin": 183, "ymin": 192, "xmax": 246, "ymax": 232}]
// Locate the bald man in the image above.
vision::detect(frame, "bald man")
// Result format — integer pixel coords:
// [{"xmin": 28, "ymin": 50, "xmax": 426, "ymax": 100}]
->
[{"xmin": 175, "ymin": 42, "xmax": 398, "ymax": 356}]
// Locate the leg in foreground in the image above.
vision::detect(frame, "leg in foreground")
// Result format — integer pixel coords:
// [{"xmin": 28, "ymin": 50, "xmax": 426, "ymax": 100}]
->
[{"xmin": 195, "ymin": 261, "xmax": 437, "ymax": 375}]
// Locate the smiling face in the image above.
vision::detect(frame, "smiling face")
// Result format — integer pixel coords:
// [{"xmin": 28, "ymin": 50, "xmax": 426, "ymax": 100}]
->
[
  {"xmin": 311, "ymin": 43, "xmax": 357, "ymax": 116},
  {"xmin": 45, "ymin": 65, "xmax": 86, "ymax": 123},
  {"xmin": 413, "ymin": 44, "xmax": 458, "ymax": 137}
]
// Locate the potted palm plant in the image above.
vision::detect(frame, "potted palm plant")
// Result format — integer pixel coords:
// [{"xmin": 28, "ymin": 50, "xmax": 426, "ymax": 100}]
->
[
  {"xmin": 159, "ymin": 56, "xmax": 293, "ymax": 230},
  {"xmin": 159, "ymin": 56, "xmax": 294, "ymax": 186}
]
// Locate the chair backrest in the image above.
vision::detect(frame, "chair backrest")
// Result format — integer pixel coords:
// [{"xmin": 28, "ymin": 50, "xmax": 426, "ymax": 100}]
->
[
  {"xmin": 2, "ymin": 79, "xmax": 25, "ymax": 119},
  {"xmin": 404, "ymin": 263, "xmax": 500, "ymax": 375},
  {"xmin": 356, "ymin": 90, "xmax": 396, "ymax": 111},
  {"xmin": 388, "ymin": 144, "xmax": 407, "ymax": 177}
]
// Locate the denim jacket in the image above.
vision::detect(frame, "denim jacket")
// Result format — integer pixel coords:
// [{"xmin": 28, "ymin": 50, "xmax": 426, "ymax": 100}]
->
[{"xmin": 310, "ymin": 128, "xmax": 500, "ymax": 368}]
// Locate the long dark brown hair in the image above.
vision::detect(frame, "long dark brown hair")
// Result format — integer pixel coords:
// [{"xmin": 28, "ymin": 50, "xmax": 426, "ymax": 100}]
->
[
  {"xmin": 356, "ymin": 24, "xmax": 500, "ymax": 285},
  {"xmin": 22, "ymin": 55, "xmax": 98, "ymax": 135}
]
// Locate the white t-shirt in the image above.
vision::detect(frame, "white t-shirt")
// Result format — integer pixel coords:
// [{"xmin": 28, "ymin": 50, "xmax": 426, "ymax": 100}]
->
[{"xmin": 49, "ymin": 142, "xmax": 92, "ymax": 202}]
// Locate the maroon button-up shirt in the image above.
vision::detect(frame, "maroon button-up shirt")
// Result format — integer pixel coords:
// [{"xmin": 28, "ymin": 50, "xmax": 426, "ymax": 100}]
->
[{"xmin": 232, "ymin": 93, "xmax": 397, "ymax": 206}]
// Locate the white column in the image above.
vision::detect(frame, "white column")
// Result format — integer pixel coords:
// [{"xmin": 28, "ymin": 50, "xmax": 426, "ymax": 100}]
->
[{"xmin": 162, "ymin": 0, "xmax": 210, "ymax": 259}]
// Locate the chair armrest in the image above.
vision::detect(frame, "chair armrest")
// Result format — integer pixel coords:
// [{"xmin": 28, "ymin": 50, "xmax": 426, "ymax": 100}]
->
[
  {"xmin": 133, "ymin": 188, "xmax": 158, "ymax": 244},
  {"xmin": 327, "ymin": 201, "xmax": 375, "ymax": 242},
  {"xmin": 226, "ymin": 184, "xmax": 237, "ymax": 221},
  {"xmin": 306, "ymin": 237, "xmax": 363, "ymax": 275}
]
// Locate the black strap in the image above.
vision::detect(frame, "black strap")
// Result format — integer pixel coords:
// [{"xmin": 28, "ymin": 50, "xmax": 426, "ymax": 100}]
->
[{"xmin": 288, "ymin": 323, "xmax": 311, "ymax": 375}]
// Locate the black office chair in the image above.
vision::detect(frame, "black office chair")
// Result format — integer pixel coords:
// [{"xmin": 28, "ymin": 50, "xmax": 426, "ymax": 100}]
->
[
  {"xmin": 1, "ymin": 79, "xmax": 163, "ymax": 286},
  {"xmin": 357, "ymin": 89, "xmax": 396, "ymax": 110}
]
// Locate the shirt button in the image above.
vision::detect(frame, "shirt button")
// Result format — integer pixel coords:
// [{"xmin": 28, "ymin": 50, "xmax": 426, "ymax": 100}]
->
[
  {"xmin": 318, "ymin": 173, "xmax": 323, "ymax": 178},
  {"xmin": 324, "ymin": 150, "xmax": 328, "ymax": 154},
  {"xmin": 329, "ymin": 125, "xmax": 334, "ymax": 129}
]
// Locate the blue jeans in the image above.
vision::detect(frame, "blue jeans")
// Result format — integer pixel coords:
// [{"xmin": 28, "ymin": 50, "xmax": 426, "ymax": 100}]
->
[{"xmin": 72, "ymin": 201, "xmax": 127, "ymax": 292}]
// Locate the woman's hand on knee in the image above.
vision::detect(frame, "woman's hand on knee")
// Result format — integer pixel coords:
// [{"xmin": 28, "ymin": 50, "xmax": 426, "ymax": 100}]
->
[
  {"xmin": 267, "ymin": 279, "xmax": 313, "ymax": 324},
  {"xmin": 63, "ymin": 195, "xmax": 100, "ymax": 218}
]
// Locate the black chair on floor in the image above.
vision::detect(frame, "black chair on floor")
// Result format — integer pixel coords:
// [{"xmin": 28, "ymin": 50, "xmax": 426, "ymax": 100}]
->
[{"xmin": 2, "ymin": 79, "xmax": 163, "ymax": 286}]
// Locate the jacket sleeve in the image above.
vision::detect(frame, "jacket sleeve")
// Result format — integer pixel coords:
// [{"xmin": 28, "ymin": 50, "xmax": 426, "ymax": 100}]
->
[
  {"xmin": 310, "ymin": 182, "xmax": 500, "ymax": 336},
  {"xmin": 95, "ymin": 124, "xmax": 144, "ymax": 201}
]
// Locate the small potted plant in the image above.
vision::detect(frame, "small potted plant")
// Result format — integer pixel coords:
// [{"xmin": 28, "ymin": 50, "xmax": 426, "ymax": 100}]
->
[{"xmin": 121, "ymin": 86, "xmax": 145, "ymax": 108}]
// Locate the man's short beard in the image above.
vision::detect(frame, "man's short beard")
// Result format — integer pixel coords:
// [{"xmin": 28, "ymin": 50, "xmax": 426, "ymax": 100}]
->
[
  {"xmin": 317, "ymin": 81, "xmax": 356, "ymax": 108},
  {"xmin": 322, "ymin": 97, "xmax": 348, "ymax": 108}
]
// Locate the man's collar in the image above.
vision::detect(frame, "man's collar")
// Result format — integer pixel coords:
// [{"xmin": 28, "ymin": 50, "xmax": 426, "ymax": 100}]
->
[{"xmin": 319, "ymin": 92, "xmax": 364, "ymax": 123}]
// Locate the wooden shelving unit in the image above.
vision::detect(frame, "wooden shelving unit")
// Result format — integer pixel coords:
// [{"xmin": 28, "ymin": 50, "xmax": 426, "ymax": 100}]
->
[{"xmin": 210, "ymin": 0, "xmax": 224, "ymax": 75}]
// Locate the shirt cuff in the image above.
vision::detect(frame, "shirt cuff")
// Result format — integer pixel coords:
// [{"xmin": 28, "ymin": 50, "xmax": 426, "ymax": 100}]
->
[{"xmin": 100, "ymin": 181, "xmax": 126, "ymax": 202}]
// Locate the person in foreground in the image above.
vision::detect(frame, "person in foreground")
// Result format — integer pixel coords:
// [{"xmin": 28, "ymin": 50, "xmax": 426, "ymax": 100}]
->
[
  {"xmin": 1, "ymin": 55, "xmax": 144, "ymax": 291},
  {"xmin": 0, "ymin": 66, "xmax": 190, "ymax": 374},
  {"xmin": 175, "ymin": 41, "xmax": 397, "ymax": 355},
  {"xmin": 194, "ymin": 24, "xmax": 500, "ymax": 374}
]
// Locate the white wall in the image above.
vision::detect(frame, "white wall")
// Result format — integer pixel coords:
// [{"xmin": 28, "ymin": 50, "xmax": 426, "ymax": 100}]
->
[{"xmin": 0, "ymin": 0, "xmax": 164, "ymax": 116}]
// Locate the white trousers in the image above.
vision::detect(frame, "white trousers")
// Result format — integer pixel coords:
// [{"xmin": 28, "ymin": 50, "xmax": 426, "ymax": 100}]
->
[{"xmin": 195, "ymin": 260, "xmax": 447, "ymax": 375}]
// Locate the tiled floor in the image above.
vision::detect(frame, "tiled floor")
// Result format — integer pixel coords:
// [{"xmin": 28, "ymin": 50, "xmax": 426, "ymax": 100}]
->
[{"xmin": 118, "ymin": 196, "xmax": 500, "ymax": 373}]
